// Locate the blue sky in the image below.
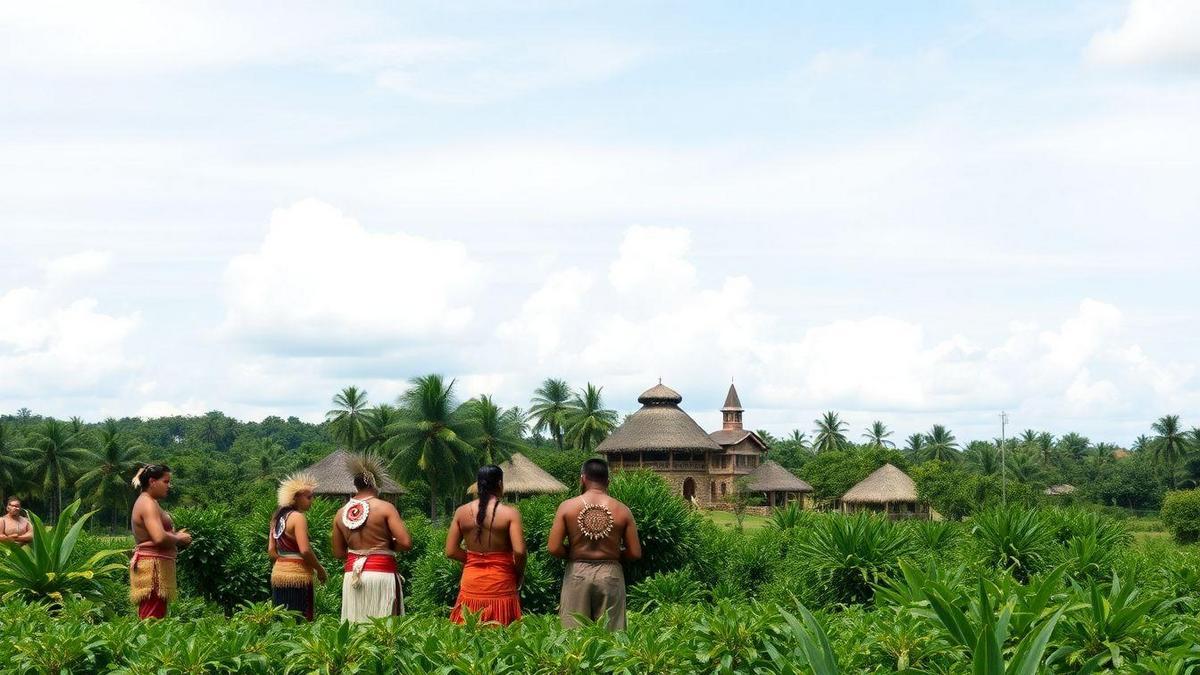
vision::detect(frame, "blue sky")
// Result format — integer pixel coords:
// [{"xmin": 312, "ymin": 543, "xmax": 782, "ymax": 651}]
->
[{"xmin": 1, "ymin": 1, "xmax": 1198, "ymax": 445}]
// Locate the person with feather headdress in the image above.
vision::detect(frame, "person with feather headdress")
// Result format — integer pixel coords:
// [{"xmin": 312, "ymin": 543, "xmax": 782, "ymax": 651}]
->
[
  {"xmin": 331, "ymin": 453, "xmax": 412, "ymax": 622},
  {"xmin": 268, "ymin": 472, "xmax": 327, "ymax": 621}
]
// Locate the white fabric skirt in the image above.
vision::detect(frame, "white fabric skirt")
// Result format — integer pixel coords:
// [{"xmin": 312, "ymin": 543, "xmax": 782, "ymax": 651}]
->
[{"xmin": 341, "ymin": 570, "xmax": 404, "ymax": 622}]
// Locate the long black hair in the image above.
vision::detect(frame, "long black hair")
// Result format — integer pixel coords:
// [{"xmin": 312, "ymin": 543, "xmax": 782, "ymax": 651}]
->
[
  {"xmin": 132, "ymin": 464, "xmax": 170, "ymax": 493},
  {"xmin": 475, "ymin": 465, "xmax": 503, "ymax": 542}
]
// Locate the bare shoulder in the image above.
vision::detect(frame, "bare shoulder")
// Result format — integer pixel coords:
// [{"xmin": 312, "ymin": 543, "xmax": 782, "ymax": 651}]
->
[{"xmin": 498, "ymin": 502, "xmax": 521, "ymax": 519}]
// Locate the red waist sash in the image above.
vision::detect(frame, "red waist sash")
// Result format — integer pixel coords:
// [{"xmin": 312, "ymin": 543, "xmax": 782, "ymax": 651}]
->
[{"xmin": 344, "ymin": 552, "xmax": 397, "ymax": 574}]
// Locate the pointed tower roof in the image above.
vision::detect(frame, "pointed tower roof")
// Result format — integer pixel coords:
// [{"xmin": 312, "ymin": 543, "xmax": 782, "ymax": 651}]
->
[
  {"xmin": 721, "ymin": 383, "xmax": 743, "ymax": 411},
  {"xmin": 596, "ymin": 382, "xmax": 722, "ymax": 453}
]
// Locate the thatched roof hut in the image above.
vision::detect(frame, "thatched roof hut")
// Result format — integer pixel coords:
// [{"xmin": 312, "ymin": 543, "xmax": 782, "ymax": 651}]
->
[
  {"xmin": 840, "ymin": 463, "xmax": 932, "ymax": 519},
  {"xmin": 841, "ymin": 463, "xmax": 917, "ymax": 504},
  {"xmin": 467, "ymin": 453, "xmax": 568, "ymax": 496},
  {"xmin": 1044, "ymin": 483, "xmax": 1076, "ymax": 496},
  {"xmin": 595, "ymin": 383, "xmax": 721, "ymax": 454},
  {"xmin": 301, "ymin": 449, "xmax": 405, "ymax": 498},
  {"xmin": 744, "ymin": 460, "xmax": 812, "ymax": 493}
]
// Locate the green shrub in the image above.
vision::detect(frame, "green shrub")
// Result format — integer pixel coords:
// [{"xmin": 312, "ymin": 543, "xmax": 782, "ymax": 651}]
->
[
  {"xmin": 1161, "ymin": 490, "xmax": 1200, "ymax": 544},
  {"xmin": 969, "ymin": 506, "xmax": 1057, "ymax": 582},
  {"xmin": 628, "ymin": 568, "xmax": 706, "ymax": 611},
  {"xmin": 610, "ymin": 470, "xmax": 703, "ymax": 585},
  {"xmin": 791, "ymin": 512, "xmax": 911, "ymax": 606}
]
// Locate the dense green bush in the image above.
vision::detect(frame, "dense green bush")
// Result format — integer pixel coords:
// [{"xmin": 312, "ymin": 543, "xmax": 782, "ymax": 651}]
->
[
  {"xmin": 1161, "ymin": 490, "xmax": 1200, "ymax": 544},
  {"xmin": 609, "ymin": 470, "xmax": 703, "ymax": 585},
  {"xmin": 791, "ymin": 512, "xmax": 911, "ymax": 606},
  {"xmin": 0, "ymin": 501, "xmax": 126, "ymax": 606},
  {"xmin": 969, "ymin": 506, "xmax": 1057, "ymax": 582}
]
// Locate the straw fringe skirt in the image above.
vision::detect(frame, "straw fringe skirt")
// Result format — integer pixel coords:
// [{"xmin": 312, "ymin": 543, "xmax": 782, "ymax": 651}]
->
[{"xmin": 129, "ymin": 556, "xmax": 177, "ymax": 604}]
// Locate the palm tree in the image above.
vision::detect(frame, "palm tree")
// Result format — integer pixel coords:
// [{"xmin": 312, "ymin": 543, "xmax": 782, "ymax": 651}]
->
[
  {"xmin": 1018, "ymin": 429, "xmax": 1039, "ymax": 448},
  {"xmin": 904, "ymin": 433, "xmax": 926, "ymax": 456},
  {"xmin": 1034, "ymin": 432, "xmax": 1055, "ymax": 466},
  {"xmin": 1057, "ymin": 432, "xmax": 1091, "ymax": 461},
  {"xmin": 964, "ymin": 440, "xmax": 999, "ymax": 475},
  {"xmin": 529, "ymin": 378, "xmax": 572, "ymax": 451},
  {"xmin": 755, "ymin": 429, "xmax": 779, "ymax": 445},
  {"xmin": 1006, "ymin": 450, "xmax": 1042, "ymax": 483},
  {"xmin": 75, "ymin": 419, "xmax": 144, "ymax": 529},
  {"xmin": 19, "ymin": 419, "xmax": 91, "ymax": 521},
  {"xmin": 812, "ymin": 411, "xmax": 849, "ymax": 453},
  {"xmin": 862, "ymin": 421, "xmax": 894, "ymax": 448},
  {"xmin": 563, "ymin": 384, "xmax": 618, "ymax": 453},
  {"xmin": 326, "ymin": 386, "xmax": 372, "ymax": 453},
  {"xmin": 921, "ymin": 425, "xmax": 959, "ymax": 462},
  {"xmin": 1132, "ymin": 434, "xmax": 1152, "ymax": 453},
  {"xmin": 364, "ymin": 403, "xmax": 401, "ymax": 451},
  {"xmin": 1151, "ymin": 414, "xmax": 1191, "ymax": 489},
  {"xmin": 462, "ymin": 395, "xmax": 526, "ymax": 464},
  {"xmin": 0, "ymin": 421, "xmax": 23, "ymax": 496},
  {"xmin": 252, "ymin": 439, "xmax": 287, "ymax": 480},
  {"xmin": 787, "ymin": 430, "xmax": 809, "ymax": 448},
  {"xmin": 386, "ymin": 374, "xmax": 477, "ymax": 519}
]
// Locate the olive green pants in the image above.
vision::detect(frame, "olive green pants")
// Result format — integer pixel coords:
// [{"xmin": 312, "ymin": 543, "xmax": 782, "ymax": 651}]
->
[{"xmin": 559, "ymin": 560, "xmax": 626, "ymax": 630}]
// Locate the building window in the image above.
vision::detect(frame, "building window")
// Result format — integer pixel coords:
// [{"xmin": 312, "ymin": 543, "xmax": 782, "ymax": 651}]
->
[{"xmin": 720, "ymin": 482, "xmax": 727, "ymax": 497}]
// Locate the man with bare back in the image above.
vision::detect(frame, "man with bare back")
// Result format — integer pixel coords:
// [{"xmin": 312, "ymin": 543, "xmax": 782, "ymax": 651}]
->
[
  {"xmin": 332, "ymin": 454, "xmax": 412, "ymax": 622},
  {"xmin": 548, "ymin": 458, "xmax": 642, "ymax": 630}
]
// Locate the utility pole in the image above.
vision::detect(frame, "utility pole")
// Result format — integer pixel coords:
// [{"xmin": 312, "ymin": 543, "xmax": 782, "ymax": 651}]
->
[{"xmin": 1000, "ymin": 411, "xmax": 1009, "ymax": 505}]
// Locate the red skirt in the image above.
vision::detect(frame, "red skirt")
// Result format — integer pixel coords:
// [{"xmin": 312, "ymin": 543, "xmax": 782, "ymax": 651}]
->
[{"xmin": 450, "ymin": 551, "xmax": 522, "ymax": 626}]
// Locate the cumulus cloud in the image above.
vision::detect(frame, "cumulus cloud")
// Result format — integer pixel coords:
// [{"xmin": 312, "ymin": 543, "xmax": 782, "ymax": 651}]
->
[
  {"xmin": 493, "ymin": 226, "xmax": 1198, "ymax": 436},
  {"xmin": 1086, "ymin": 0, "xmax": 1200, "ymax": 68},
  {"xmin": 222, "ymin": 199, "xmax": 479, "ymax": 355},
  {"xmin": 0, "ymin": 253, "xmax": 138, "ymax": 397}
]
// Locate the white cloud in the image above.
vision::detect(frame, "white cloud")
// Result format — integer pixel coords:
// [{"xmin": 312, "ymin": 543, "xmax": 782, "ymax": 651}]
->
[
  {"xmin": 497, "ymin": 268, "xmax": 594, "ymax": 361},
  {"xmin": 136, "ymin": 399, "xmax": 209, "ymax": 419},
  {"xmin": 608, "ymin": 225, "xmax": 697, "ymax": 297},
  {"xmin": 1086, "ymin": 0, "xmax": 1200, "ymax": 68},
  {"xmin": 370, "ymin": 39, "xmax": 645, "ymax": 103},
  {"xmin": 0, "ymin": 253, "xmax": 138, "ymax": 397},
  {"xmin": 222, "ymin": 199, "xmax": 480, "ymax": 355},
  {"xmin": 43, "ymin": 250, "xmax": 111, "ymax": 287},
  {"xmin": 493, "ymin": 228, "xmax": 1198, "ymax": 437}
]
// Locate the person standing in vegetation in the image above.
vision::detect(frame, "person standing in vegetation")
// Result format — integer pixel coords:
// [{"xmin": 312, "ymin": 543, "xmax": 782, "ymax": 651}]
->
[
  {"xmin": 332, "ymin": 454, "xmax": 412, "ymax": 622},
  {"xmin": 268, "ymin": 473, "xmax": 327, "ymax": 621},
  {"xmin": 0, "ymin": 497, "xmax": 32, "ymax": 545},
  {"xmin": 549, "ymin": 458, "xmax": 641, "ymax": 630},
  {"xmin": 129, "ymin": 464, "xmax": 191, "ymax": 619},
  {"xmin": 445, "ymin": 465, "xmax": 526, "ymax": 626}
]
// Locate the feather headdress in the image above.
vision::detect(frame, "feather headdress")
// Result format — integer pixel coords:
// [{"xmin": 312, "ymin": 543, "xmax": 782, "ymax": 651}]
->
[
  {"xmin": 277, "ymin": 472, "xmax": 319, "ymax": 507},
  {"xmin": 344, "ymin": 452, "xmax": 389, "ymax": 491}
]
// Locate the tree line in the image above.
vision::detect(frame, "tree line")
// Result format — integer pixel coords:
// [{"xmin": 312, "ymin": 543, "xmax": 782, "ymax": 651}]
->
[{"xmin": 2, "ymin": 377, "xmax": 1195, "ymax": 524}]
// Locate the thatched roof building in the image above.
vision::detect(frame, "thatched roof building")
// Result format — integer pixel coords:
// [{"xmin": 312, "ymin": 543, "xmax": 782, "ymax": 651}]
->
[
  {"xmin": 301, "ymin": 449, "xmax": 405, "ymax": 498},
  {"xmin": 467, "ymin": 453, "xmax": 568, "ymax": 496},
  {"xmin": 744, "ymin": 460, "xmax": 812, "ymax": 508},
  {"xmin": 595, "ymin": 383, "xmax": 722, "ymax": 454},
  {"xmin": 840, "ymin": 463, "xmax": 931, "ymax": 520},
  {"xmin": 1044, "ymin": 483, "xmax": 1076, "ymax": 496},
  {"xmin": 841, "ymin": 463, "xmax": 917, "ymax": 504}
]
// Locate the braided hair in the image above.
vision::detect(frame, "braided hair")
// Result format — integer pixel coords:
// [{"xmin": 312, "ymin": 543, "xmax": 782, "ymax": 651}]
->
[{"xmin": 474, "ymin": 465, "xmax": 503, "ymax": 542}]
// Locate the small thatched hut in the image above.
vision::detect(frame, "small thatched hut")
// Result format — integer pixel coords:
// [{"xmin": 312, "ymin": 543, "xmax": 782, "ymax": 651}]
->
[
  {"xmin": 839, "ymin": 463, "xmax": 931, "ymax": 520},
  {"xmin": 743, "ymin": 460, "xmax": 813, "ymax": 508},
  {"xmin": 467, "ymin": 453, "xmax": 568, "ymax": 498},
  {"xmin": 300, "ymin": 449, "xmax": 405, "ymax": 500},
  {"xmin": 1044, "ymin": 483, "xmax": 1076, "ymax": 497}
]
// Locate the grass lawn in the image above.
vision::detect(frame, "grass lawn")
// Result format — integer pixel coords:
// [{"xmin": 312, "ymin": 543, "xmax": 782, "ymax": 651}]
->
[{"xmin": 702, "ymin": 510, "xmax": 769, "ymax": 531}]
